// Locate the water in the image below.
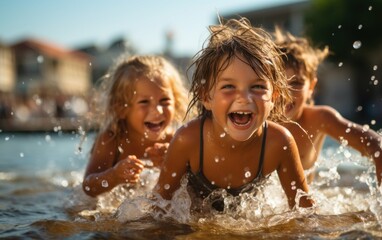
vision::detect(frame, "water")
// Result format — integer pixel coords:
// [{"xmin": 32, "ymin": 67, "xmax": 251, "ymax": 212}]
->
[{"xmin": 0, "ymin": 131, "xmax": 382, "ymax": 239}]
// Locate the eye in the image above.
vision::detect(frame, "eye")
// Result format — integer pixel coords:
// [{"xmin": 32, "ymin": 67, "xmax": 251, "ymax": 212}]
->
[
  {"xmin": 289, "ymin": 80, "xmax": 305, "ymax": 91},
  {"xmin": 160, "ymin": 97, "xmax": 172, "ymax": 106},
  {"xmin": 252, "ymin": 84, "xmax": 267, "ymax": 90},
  {"xmin": 221, "ymin": 84, "xmax": 235, "ymax": 90},
  {"xmin": 137, "ymin": 99, "xmax": 150, "ymax": 105}
]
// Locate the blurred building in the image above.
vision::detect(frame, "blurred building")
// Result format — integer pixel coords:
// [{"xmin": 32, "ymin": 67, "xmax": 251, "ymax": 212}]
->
[
  {"xmin": 12, "ymin": 39, "xmax": 91, "ymax": 96},
  {"xmin": 0, "ymin": 38, "xmax": 93, "ymax": 131},
  {"xmin": 0, "ymin": 42, "xmax": 15, "ymax": 93}
]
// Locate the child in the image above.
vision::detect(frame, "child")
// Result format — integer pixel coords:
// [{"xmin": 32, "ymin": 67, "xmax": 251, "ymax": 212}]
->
[
  {"xmin": 273, "ymin": 28, "xmax": 382, "ymax": 185},
  {"xmin": 154, "ymin": 18, "xmax": 314, "ymax": 211},
  {"xmin": 82, "ymin": 55, "xmax": 189, "ymax": 197}
]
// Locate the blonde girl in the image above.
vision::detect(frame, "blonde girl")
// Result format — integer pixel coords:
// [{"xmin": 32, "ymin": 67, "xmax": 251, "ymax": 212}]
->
[{"xmin": 83, "ymin": 55, "xmax": 188, "ymax": 197}]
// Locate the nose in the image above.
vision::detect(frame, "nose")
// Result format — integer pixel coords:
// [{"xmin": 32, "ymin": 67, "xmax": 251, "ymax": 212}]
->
[
  {"xmin": 236, "ymin": 89, "xmax": 252, "ymax": 104},
  {"xmin": 153, "ymin": 104, "xmax": 164, "ymax": 115}
]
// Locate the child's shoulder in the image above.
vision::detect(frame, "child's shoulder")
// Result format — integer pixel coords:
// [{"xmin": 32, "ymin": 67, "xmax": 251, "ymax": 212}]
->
[
  {"xmin": 267, "ymin": 121, "xmax": 295, "ymax": 143},
  {"xmin": 304, "ymin": 105, "xmax": 341, "ymax": 122},
  {"xmin": 173, "ymin": 118, "xmax": 202, "ymax": 142}
]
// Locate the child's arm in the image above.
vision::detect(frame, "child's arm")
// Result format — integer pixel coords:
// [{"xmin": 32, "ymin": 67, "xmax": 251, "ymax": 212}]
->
[
  {"xmin": 154, "ymin": 126, "xmax": 192, "ymax": 200},
  {"xmin": 82, "ymin": 132, "xmax": 144, "ymax": 197},
  {"xmin": 315, "ymin": 105, "xmax": 382, "ymax": 185},
  {"xmin": 275, "ymin": 126, "xmax": 314, "ymax": 208}
]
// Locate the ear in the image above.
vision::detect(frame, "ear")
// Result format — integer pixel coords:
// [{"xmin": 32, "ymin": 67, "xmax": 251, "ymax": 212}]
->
[
  {"xmin": 202, "ymin": 97, "xmax": 212, "ymax": 110},
  {"xmin": 309, "ymin": 77, "xmax": 317, "ymax": 95}
]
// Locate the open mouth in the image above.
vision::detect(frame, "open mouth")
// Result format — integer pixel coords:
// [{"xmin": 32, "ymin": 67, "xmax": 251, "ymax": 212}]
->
[
  {"xmin": 144, "ymin": 121, "xmax": 164, "ymax": 132},
  {"xmin": 228, "ymin": 112, "xmax": 252, "ymax": 126}
]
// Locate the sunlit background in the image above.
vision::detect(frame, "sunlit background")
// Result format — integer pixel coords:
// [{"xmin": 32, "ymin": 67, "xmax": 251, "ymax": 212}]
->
[{"xmin": 0, "ymin": 0, "xmax": 381, "ymax": 132}]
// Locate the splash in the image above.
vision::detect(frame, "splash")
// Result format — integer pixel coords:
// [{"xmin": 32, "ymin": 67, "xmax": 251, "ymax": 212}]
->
[{"xmin": 68, "ymin": 141, "xmax": 382, "ymax": 234}]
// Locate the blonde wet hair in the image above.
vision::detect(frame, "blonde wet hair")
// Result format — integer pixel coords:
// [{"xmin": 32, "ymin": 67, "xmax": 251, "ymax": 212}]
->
[
  {"xmin": 187, "ymin": 17, "xmax": 291, "ymax": 122},
  {"xmin": 95, "ymin": 54, "xmax": 188, "ymax": 136},
  {"xmin": 273, "ymin": 27, "xmax": 329, "ymax": 104}
]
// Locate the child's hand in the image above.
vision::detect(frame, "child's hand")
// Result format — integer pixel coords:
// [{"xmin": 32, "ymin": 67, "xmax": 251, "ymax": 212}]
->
[
  {"xmin": 113, "ymin": 155, "xmax": 144, "ymax": 184},
  {"xmin": 145, "ymin": 143, "xmax": 170, "ymax": 167}
]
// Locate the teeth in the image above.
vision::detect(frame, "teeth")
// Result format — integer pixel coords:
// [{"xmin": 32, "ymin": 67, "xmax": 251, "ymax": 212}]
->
[{"xmin": 234, "ymin": 112, "xmax": 251, "ymax": 115}]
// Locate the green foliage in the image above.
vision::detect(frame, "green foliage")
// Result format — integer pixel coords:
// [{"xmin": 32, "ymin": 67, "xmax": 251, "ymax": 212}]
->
[{"xmin": 304, "ymin": 0, "xmax": 382, "ymax": 62}]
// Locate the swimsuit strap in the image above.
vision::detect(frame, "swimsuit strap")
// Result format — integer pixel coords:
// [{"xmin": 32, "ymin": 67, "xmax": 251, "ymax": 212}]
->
[
  {"xmin": 255, "ymin": 121, "xmax": 268, "ymax": 179},
  {"xmin": 198, "ymin": 115, "xmax": 206, "ymax": 174},
  {"xmin": 198, "ymin": 116, "xmax": 267, "ymax": 180}
]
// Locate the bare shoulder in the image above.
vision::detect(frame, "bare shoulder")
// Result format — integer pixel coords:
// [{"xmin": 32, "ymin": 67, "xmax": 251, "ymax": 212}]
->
[
  {"xmin": 304, "ymin": 105, "xmax": 342, "ymax": 122},
  {"xmin": 267, "ymin": 121, "xmax": 295, "ymax": 145},
  {"xmin": 171, "ymin": 118, "xmax": 201, "ymax": 146},
  {"xmin": 92, "ymin": 129, "xmax": 116, "ymax": 149}
]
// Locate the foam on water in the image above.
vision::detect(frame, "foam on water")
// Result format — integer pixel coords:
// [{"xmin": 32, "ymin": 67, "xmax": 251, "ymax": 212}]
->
[{"xmin": 67, "ymin": 142, "xmax": 382, "ymax": 236}]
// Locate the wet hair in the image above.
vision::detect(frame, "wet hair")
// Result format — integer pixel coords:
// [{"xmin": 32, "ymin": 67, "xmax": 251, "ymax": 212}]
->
[
  {"xmin": 96, "ymin": 54, "xmax": 188, "ymax": 136},
  {"xmin": 186, "ymin": 17, "xmax": 291, "ymax": 122},
  {"xmin": 273, "ymin": 27, "xmax": 329, "ymax": 84}
]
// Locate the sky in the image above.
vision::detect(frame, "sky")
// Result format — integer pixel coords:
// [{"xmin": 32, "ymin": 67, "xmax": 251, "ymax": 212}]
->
[{"xmin": 0, "ymin": 0, "xmax": 296, "ymax": 56}]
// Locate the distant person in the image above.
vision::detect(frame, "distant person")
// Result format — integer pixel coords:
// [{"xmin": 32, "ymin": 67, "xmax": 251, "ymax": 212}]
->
[
  {"xmin": 154, "ymin": 18, "xmax": 314, "ymax": 211},
  {"xmin": 82, "ymin": 55, "xmax": 189, "ymax": 197},
  {"xmin": 273, "ymin": 28, "xmax": 382, "ymax": 185}
]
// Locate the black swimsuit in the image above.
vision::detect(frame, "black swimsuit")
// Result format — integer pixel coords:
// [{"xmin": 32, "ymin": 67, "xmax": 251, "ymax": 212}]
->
[{"xmin": 187, "ymin": 116, "xmax": 268, "ymax": 211}]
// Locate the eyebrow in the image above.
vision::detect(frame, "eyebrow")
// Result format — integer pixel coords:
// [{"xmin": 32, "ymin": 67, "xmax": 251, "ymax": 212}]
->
[{"xmin": 218, "ymin": 76, "xmax": 268, "ymax": 83}]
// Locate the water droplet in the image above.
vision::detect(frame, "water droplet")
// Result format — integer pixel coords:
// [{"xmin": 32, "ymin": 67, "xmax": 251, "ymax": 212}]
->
[
  {"xmin": 124, "ymin": 103, "xmax": 128, "ymax": 107},
  {"xmin": 373, "ymin": 65, "xmax": 378, "ymax": 71},
  {"xmin": 200, "ymin": 79, "xmax": 206, "ymax": 84},
  {"xmin": 211, "ymin": 181, "xmax": 215, "ymax": 185},
  {"xmin": 220, "ymin": 132, "xmax": 226, "ymax": 138},
  {"xmin": 5, "ymin": 136, "xmax": 9, "ymax": 141},
  {"xmin": 338, "ymin": 62, "xmax": 343, "ymax": 67},
  {"xmin": 118, "ymin": 146, "xmax": 124, "ymax": 153},
  {"xmin": 171, "ymin": 172, "xmax": 177, "ymax": 177},
  {"xmin": 20, "ymin": 152, "xmax": 24, "ymax": 157},
  {"xmin": 85, "ymin": 186, "xmax": 90, "ymax": 191},
  {"xmin": 371, "ymin": 75, "xmax": 376, "ymax": 81},
  {"xmin": 344, "ymin": 150, "xmax": 351, "ymax": 158},
  {"xmin": 371, "ymin": 120, "xmax": 376, "ymax": 125},
  {"xmin": 369, "ymin": 6, "xmax": 373, "ymax": 11},
  {"xmin": 362, "ymin": 124, "xmax": 370, "ymax": 132},
  {"xmin": 356, "ymin": 106, "xmax": 363, "ymax": 112},
  {"xmin": 283, "ymin": 146, "xmax": 288, "ymax": 150},
  {"xmin": 373, "ymin": 80, "xmax": 379, "ymax": 86},
  {"xmin": 374, "ymin": 151, "xmax": 380, "ymax": 158},
  {"xmin": 101, "ymin": 180, "xmax": 109, "ymax": 188},
  {"xmin": 231, "ymin": 145, "xmax": 235, "ymax": 149},
  {"xmin": 37, "ymin": 55, "xmax": 44, "ymax": 63},
  {"xmin": 164, "ymin": 184, "xmax": 170, "ymax": 190},
  {"xmin": 214, "ymin": 157, "xmax": 219, "ymax": 163},
  {"xmin": 358, "ymin": 24, "xmax": 363, "ymax": 30},
  {"xmin": 291, "ymin": 181, "xmax": 296, "ymax": 185},
  {"xmin": 244, "ymin": 171, "xmax": 251, "ymax": 178},
  {"xmin": 345, "ymin": 128, "xmax": 351, "ymax": 133},
  {"xmin": 89, "ymin": 62, "xmax": 92, "ymax": 66},
  {"xmin": 338, "ymin": 25, "xmax": 342, "ymax": 29},
  {"xmin": 353, "ymin": 41, "xmax": 362, "ymax": 49},
  {"xmin": 45, "ymin": 135, "xmax": 51, "ymax": 142}
]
